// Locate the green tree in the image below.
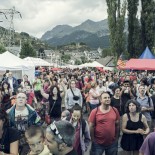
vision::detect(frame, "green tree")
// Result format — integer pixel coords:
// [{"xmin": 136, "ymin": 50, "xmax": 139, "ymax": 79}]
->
[
  {"xmin": 20, "ymin": 41, "xmax": 36, "ymax": 58},
  {"xmin": 106, "ymin": 0, "xmax": 127, "ymax": 58},
  {"xmin": 102, "ymin": 48, "xmax": 112, "ymax": 57},
  {"xmin": 61, "ymin": 54, "xmax": 71, "ymax": 63},
  {"xmin": 0, "ymin": 44, "xmax": 6, "ymax": 54},
  {"xmin": 80, "ymin": 56, "xmax": 88, "ymax": 63},
  {"xmin": 141, "ymin": 0, "xmax": 155, "ymax": 50},
  {"xmin": 75, "ymin": 59, "xmax": 81, "ymax": 65},
  {"xmin": 127, "ymin": 0, "xmax": 142, "ymax": 58}
]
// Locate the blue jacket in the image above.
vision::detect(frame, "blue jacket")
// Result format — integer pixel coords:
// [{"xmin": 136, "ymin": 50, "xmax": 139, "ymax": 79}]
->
[{"xmin": 8, "ymin": 104, "xmax": 41, "ymax": 127}]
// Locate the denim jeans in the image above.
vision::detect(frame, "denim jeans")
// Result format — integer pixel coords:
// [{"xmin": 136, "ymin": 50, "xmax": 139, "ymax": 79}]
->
[{"xmin": 90, "ymin": 140, "xmax": 118, "ymax": 155}]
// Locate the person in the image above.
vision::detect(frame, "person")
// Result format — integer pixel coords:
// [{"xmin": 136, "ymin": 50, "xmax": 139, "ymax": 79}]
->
[
  {"xmin": 139, "ymin": 131, "xmax": 155, "ymax": 155},
  {"xmin": 25, "ymin": 85, "xmax": 37, "ymax": 109},
  {"xmin": 89, "ymin": 82, "xmax": 100, "ymax": 111},
  {"xmin": 121, "ymin": 99, "xmax": 150, "ymax": 155},
  {"xmin": 1, "ymin": 81, "xmax": 12, "ymax": 110},
  {"xmin": 61, "ymin": 110, "xmax": 71, "ymax": 121},
  {"xmin": 45, "ymin": 120, "xmax": 78, "ymax": 155},
  {"xmin": 65, "ymin": 80, "xmax": 83, "ymax": 111},
  {"xmin": 7, "ymin": 92, "xmax": 41, "ymax": 155},
  {"xmin": 41, "ymin": 85, "xmax": 64, "ymax": 122},
  {"xmin": 120, "ymin": 80, "xmax": 134, "ymax": 114},
  {"xmin": 0, "ymin": 109, "xmax": 20, "ymax": 155},
  {"xmin": 111, "ymin": 86, "xmax": 122, "ymax": 116},
  {"xmin": 25, "ymin": 125, "xmax": 51, "ymax": 155},
  {"xmin": 136, "ymin": 85, "xmax": 154, "ymax": 130},
  {"xmin": 89, "ymin": 92, "xmax": 120, "ymax": 155},
  {"xmin": 5, "ymin": 72, "xmax": 18, "ymax": 95},
  {"xmin": 70, "ymin": 104, "xmax": 91, "ymax": 155}
]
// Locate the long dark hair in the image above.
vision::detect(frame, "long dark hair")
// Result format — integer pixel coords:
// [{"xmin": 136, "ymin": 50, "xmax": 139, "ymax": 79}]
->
[
  {"xmin": 0, "ymin": 109, "xmax": 9, "ymax": 129},
  {"xmin": 50, "ymin": 85, "xmax": 61, "ymax": 97},
  {"xmin": 1, "ymin": 82, "xmax": 10, "ymax": 91}
]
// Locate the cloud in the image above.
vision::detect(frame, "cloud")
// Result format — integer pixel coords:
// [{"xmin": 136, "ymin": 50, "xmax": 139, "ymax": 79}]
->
[{"xmin": 0, "ymin": 0, "xmax": 108, "ymax": 38}]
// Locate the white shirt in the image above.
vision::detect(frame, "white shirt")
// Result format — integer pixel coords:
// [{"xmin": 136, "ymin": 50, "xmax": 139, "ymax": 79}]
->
[{"xmin": 8, "ymin": 78, "xmax": 14, "ymax": 92}]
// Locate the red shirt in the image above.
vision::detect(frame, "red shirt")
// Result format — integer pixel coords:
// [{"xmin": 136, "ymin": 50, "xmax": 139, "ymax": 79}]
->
[
  {"xmin": 89, "ymin": 106, "xmax": 120, "ymax": 145},
  {"xmin": 27, "ymin": 92, "xmax": 35, "ymax": 105}
]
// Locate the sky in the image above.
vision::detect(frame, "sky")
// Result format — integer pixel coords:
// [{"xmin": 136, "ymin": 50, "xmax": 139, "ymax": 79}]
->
[{"xmin": 0, "ymin": 0, "xmax": 108, "ymax": 38}]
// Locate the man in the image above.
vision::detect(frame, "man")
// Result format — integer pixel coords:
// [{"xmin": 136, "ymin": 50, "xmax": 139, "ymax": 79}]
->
[
  {"xmin": 6, "ymin": 71, "xmax": 18, "ymax": 95},
  {"xmin": 96, "ymin": 80, "xmax": 106, "ymax": 95},
  {"xmin": 89, "ymin": 92, "xmax": 120, "ymax": 155},
  {"xmin": 136, "ymin": 85, "xmax": 154, "ymax": 130},
  {"xmin": 120, "ymin": 80, "xmax": 133, "ymax": 114},
  {"xmin": 7, "ymin": 92, "xmax": 41, "ymax": 155},
  {"xmin": 46, "ymin": 120, "xmax": 77, "ymax": 155},
  {"xmin": 139, "ymin": 132, "xmax": 155, "ymax": 155}
]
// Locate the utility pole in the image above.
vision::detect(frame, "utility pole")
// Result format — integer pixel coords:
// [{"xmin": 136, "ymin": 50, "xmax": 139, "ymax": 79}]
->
[{"xmin": 0, "ymin": 6, "xmax": 22, "ymax": 47}]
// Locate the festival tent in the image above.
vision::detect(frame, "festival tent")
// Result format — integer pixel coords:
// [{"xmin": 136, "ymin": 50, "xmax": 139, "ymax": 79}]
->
[
  {"xmin": 124, "ymin": 59, "xmax": 155, "ymax": 70},
  {"xmin": 139, "ymin": 46, "xmax": 155, "ymax": 59},
  {"xmin": 24, "ymin": 57, "xmax": 52, "ymax": 66},
  {"xmin": 0, "ymin": 51, "xmax": 35, "ymax": 80}
]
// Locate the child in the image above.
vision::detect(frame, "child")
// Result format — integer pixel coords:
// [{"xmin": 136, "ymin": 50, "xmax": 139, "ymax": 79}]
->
[
  {"xmin": 25, "ymin": 125, "xmax": 51, "ymax": 155},
  {"xmin": 70, "ymin": 103, "xmax": 91, "ymax": 155},
  {"xmin": 25, "ymin": 85, "xmax": 38, "ymax": 109}
]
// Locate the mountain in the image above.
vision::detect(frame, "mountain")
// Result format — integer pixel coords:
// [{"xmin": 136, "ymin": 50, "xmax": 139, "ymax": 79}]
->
[{"xmin": 41, "ymin": 19, "xmax": 127, "ymax": 48}]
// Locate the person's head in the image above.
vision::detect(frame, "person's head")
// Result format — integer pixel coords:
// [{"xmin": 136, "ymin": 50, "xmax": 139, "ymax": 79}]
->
[
  {"xmin": 61, "ymin": 110, "xmax": 70, "ymax": 121},
  {"xmin": 25, "ymin": 85, "xmax": 32, "ymax": 94},
  {"xmin": 98, "ymin": 80, "xmax": 103, "ymax": 87},
  {"xmin": 125, "ymin": 99, "xmax": 140, "ymax": 113},
  {"xmin": 100, "ymin": 92, "xmax": 111, "ymax": 106},
  {"xmin": 43, "ymin": 79, "xmax": 50, "ymax": 87},
  {"xmin": 70, "ymin": 80, "xmax": 76, "ymax": 89},
  {"xmin": 71, "ymin": 103, "xmax": 82, "ymax": 122},
  {"xmin": 1, "ymin": 81, "xmax": 10, "ymax": 91},
  {"xmin": 16, "ymin": 92, "xmax": 27, "ymax": 107},
  {"xmin": 0, "ymin": 109, "xmax": 9, "ymax": 129},
  {"xmin": 17, "ymin": 85, "xmax": 24, "ymax": 93},
  {"xmin": 50, "ymin": 85, "xmax": 60, "ymax": 96},
  {"xmin": 123, "ymin": 80, "xmax": 130, "ymax": 88},
  {"xmin": 8, "ymin": 72, "xmax": 13, "ymax": 78},
  {"xmin": 113, "ymin": 86, "xmax": 121, "ymax": 97},
  {"xmin": 132, "ymin": 80, "xmax": 138, "ymax": 87},
  {"xmin": 24, "ymin": 81, "xmax": 30, "ymax": 86},
  {"xmin": 91, "ymin": 82, "xmax": 96, "ymax": 88},
  {"xmin": 138, "ymin": 85, "xmax": 145, "ymax": 95},
  {"xmin": 25, "ymin": 125, "xmax": 44, "ymax": 154},
  {"xmin": 46, "ymin": 121, "xmax": 75, "ymax": 155},
  {"xmin": 23, "ymin": 74, "xmax": 28, "ymax": 81}
]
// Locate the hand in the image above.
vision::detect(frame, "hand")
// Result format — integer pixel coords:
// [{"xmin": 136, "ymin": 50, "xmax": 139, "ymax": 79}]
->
[
  {"xmin": 141, "ymin": 107, "xmax": 147, "ymax": 112},
  {"xmin": 136, "ymin": 129, "xmax": 145, "ymax": 135}
]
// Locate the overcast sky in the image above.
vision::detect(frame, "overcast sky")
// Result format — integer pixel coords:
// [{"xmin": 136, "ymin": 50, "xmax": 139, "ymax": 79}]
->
[{"xmin": 0, "ymin": 0, "xmax": 108, "ymax": 38}]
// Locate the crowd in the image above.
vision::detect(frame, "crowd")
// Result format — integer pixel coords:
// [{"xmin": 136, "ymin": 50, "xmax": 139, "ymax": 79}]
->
[{"xmin": 0, "ymin": 67, "xmax": 155, "ymax": 155}]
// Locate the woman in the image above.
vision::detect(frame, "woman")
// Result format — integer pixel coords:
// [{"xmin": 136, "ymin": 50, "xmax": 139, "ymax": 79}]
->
[
  {"xmin": 89, "ymin": 82, "xmax": 100, "ymax": 111},
  {"xmin": 111, "ymin": 86, "xmax": 122, "ymax": 116},
  {"xmin": 71, "ymin": 103, "xmax": 91, "ymax": 155},
  {"xmin": 41, "ymin": 85, "xmax": 64, "ymax": 122},
  {"xmin": 65, "ymin": 80, "xmax": 83, "ymax": 111},
  {"xmin": 0, "ymin": 109, "xmax": 20, "ymax": 155},
  {"xmin": 121, "ymin": 99, "xmax": 150, "ymax": 155},
  {"xmin": 1, "ymin": 82, "xmax": 12, "ymax": 110}
]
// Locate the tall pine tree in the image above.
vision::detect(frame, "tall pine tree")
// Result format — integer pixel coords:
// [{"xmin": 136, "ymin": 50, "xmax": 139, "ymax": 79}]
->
[
  {"xmin": 141, "ymin": 0, "xmax": 155, "ymax": 50},
  {"xmin": 106, "ymin": 0, "xmax": 126, "ymax": 58},
  {"xmin": 127, "ymin": 0, "xmax": 142, "ymax": 58}
]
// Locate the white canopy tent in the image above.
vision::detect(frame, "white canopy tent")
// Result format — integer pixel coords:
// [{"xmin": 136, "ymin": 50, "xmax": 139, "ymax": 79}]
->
[
  {"xmin": 79, "ymin": 61, "xmax": 104, "ymax": 68},
  {"xmin": 0, "ymin": 51, "xmax": 35, "ymax": 80},
  {"xmin": 24, "ymin": 57, "xmax": 52, "ymax": 66}
]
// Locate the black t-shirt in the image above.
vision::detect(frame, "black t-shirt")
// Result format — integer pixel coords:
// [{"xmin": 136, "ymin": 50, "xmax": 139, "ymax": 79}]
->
[
  {"xmin": 111, "ymin": 97, "xmax": 122, "ymax": 116},
  {"xmin": 49, "ymin": 95, "xmax": 62, "ymax": 118},
  {"xmin": 0, "ymin": 127, "xmax": 21, "ymax": 153},
  {"xmin": 66, "ymin": 148, "xmax": 78, "ymax": 155}
]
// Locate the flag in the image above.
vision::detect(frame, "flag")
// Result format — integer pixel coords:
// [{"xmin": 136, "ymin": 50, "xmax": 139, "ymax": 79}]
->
[{"xmin": 117, "ymin": 54, "xmax": 126, "ymax": 69}]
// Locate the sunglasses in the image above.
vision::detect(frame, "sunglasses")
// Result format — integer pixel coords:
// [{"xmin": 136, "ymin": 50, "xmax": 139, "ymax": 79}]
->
[{"xmin": 50, "ymin": 122, "xmax": 67, "ymax": 145}]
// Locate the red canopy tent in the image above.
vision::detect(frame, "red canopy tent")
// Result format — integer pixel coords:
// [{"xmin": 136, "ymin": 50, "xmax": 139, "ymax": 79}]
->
[{"xmin": 124, "ymin": 59, "xmax": 155, "ymax": 70}]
